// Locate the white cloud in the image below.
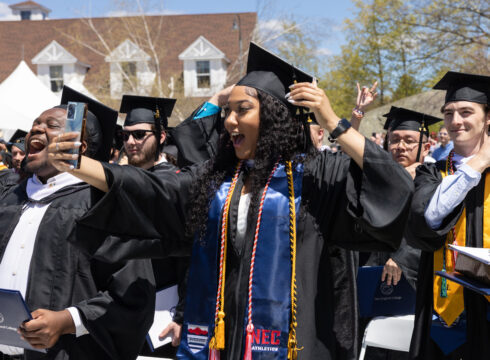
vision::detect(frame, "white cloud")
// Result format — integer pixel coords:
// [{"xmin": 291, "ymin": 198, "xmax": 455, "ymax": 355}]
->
[
  {"xmin": 0, "ymin": 2, "xmax": 17, "ymax": 21},
  {"xmin": 105, "ymin": 8, "xmax": 184, "ymax": 17},
  {"xmin": 316, "ymin": 47, "xmax": 332, "ymax": 56},
  {"xmin": 258, "ymin": 19, "xmax": 283, "ymax": 32}
]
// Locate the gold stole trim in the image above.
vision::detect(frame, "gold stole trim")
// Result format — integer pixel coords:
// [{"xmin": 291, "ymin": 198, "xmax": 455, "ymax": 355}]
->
[{"xmin": 433, "ymin": 170, "xmax": 490, "ymax": 326}]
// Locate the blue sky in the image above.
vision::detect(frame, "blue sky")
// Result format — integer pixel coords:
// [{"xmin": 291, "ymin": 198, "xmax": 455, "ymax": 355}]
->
[{"xmin": 0, "ymin": 0, "xmax": 353, "ymax": 56}]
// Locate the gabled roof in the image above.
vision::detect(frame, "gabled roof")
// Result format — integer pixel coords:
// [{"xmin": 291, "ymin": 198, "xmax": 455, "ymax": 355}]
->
[
  {"xmin": 9, "ymin": 1, "xmax": 51, "ymax": 13},
  {"xmin": 32, "ymin": 40, "xmax": 90, "ymax": 67},
  {"xmin": 105, "ymin": 39, "xmax": 151, "ymax": 62},
  {"xmin": 179, "ymin": 36, "xmax": 230, "ymax": 62}
]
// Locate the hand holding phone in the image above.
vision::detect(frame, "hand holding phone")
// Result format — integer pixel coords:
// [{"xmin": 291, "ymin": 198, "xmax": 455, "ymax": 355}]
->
[{"xmin": 64, "ymin": 102, "xmax": 87, "ymax": 169}]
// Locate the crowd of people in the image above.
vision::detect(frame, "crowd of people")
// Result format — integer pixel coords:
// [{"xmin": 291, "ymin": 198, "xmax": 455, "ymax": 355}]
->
[{"xmin": 0, "ymin": 41, "xmax": 488, "ymax": 360}]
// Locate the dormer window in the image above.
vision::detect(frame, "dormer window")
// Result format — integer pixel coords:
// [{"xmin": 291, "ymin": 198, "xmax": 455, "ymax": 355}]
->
[
  {"xmin": 49, "ymin": 65, "xmax": 63, "ymax": 92},
  {"xmin": 20, "ymin": 10, "xmax": 31, "ymax": 20},
  {"xmin": 121, "ymin": 62, "xmax": 137, "ymax": 92},
  {"xmin": 32, "ymin": 40, "xmax": 91, "ymax": 93},
  {"xmin": 179, "ymin": 36, "xmax": 230, "ymax": 97},
  {"xmin": 196, "ymin": 61, "xmax": 210, "ymax": 89},
  {"xmin": 105, "ymin": 39, "xmax": 154, "ymax": 98},
  {"xmin": 9, "ymin": 2, "xmax": 51, "ymax": 21}
]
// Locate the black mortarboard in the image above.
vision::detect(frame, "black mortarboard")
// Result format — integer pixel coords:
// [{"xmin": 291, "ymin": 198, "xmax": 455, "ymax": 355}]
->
[
  {"xmin": 383, "ymin": 106, "xmax": 441, "ymax": 134},
  {"xmin": 384, "ymin": 106, "xmax": 442, "ymax": 161},
  {"xmin": 60, "ymin": 85, "xmax": 118, "ymax": 162},
  {"xmin": 237, "ymin": 42, "xmax": 314, "ymax": 107},
  {"xmin": 8, "ymin": 129, "xmax": 27, "ymax": 152},
  {"xmin": 433, "ymin": 71, "xmax": 490, "ymax": 105},
  {"xmin": 382, "ymin": 106, "xmax": 399, "ymax": 130},
  {"xmin": 120, "ymin": 95, "xmax": 176, "ymax": 129}
]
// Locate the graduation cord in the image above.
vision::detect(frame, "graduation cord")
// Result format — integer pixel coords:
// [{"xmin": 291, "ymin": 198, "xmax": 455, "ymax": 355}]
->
[
  {"xmin": 285, "ymin": 161, "xmax": 302, "ymax": 360},
  {"xmin": 209, "ymin": 160, "xmax": 243, "ymax": 357},
  {"xmin": 441, "ymin": 150, "xmax": 458, "ymax": 298}
]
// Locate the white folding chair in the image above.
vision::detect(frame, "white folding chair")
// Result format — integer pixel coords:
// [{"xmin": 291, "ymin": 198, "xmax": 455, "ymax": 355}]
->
[{"xmin": 359, "ymin": 314, "xmax": 415, "ymax": 360}]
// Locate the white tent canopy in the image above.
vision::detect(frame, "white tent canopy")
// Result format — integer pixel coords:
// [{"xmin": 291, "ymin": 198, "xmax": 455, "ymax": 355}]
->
[{"xmin": 0, "ymin": 61, "xmax": 59, "ymax": 134}]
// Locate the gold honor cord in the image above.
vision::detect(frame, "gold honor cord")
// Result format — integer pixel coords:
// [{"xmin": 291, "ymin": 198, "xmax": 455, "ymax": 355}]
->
[
  {"xmin": 286, "ymin": 161, "xmax": 302, "ymax": 359},
  {"xmin": 209, "ymin": 161, "xmax": 243, "ymax": 354}
]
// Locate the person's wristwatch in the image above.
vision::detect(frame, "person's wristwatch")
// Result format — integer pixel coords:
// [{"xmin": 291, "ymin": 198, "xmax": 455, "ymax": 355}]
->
[{"xmin": 328, "ymin": 118, "xmax": 351, "ymax": 142}]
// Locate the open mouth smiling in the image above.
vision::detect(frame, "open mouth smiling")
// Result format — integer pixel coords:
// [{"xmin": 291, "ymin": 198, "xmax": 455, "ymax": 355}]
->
[
  {"xmin": 231, "ymin": 132, "xmax": 245, "ymax": 146},
  {"xmin": 27, "ymin": 138, "xmax": 47, "ymax": 157}
]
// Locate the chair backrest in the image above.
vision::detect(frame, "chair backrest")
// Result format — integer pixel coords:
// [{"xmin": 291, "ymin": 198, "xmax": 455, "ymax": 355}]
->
[{"xmin": 364, "ymin": 315, "xmax": 415, "ymax": 352}]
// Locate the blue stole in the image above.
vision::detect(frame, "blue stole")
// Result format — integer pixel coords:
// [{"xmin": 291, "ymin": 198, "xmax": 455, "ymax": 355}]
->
[{"xmin": 177, "ymin": 163, "xmax": 303, "ymax": 359}]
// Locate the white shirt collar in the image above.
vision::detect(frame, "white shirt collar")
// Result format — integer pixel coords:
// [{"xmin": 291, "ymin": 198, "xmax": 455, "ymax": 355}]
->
[
  {"xmin": 452, "ymin": 152, "xmax": 475, "ymax": 168},
  {"xmin": 155, "ymin": 154, "xmax": 168, "ymax": 165},
  {"xmin": 27, "ymin": 172, "xmax": 83, "ymax": 201}
]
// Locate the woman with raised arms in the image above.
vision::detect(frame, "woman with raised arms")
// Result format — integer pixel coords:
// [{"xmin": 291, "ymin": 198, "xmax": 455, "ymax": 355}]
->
[{"xmin": 48, "ymin": 43, "xmax": 413, "ymax": 360}]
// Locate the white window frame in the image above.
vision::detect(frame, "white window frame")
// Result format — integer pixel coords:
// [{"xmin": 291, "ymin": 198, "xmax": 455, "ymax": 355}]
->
[
  {"xmin": 196, "ymin": 60, "xmax": 211, "ymax": 89},
  {"xmin": 49, "ymin": 65, "xmax": 63, "ymax": 92}
]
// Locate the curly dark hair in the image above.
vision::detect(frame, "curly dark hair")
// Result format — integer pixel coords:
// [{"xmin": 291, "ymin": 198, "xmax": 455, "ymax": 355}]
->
[{"xmin": 186, "ymin": 88, "xmax": 309, "ymax": 237}]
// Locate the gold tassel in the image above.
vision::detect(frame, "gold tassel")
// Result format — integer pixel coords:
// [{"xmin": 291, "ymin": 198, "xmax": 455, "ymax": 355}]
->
[
  {"xmin": 216, "ymin": 311, "xmax": 226, "ymax": 349},
  {"xmin": 209, "ymin": 336, "xmax": 217, "ymax": 350},
  {"xmin": 287, "ymin": 332, "xmax": 298, "ymax": 360}
]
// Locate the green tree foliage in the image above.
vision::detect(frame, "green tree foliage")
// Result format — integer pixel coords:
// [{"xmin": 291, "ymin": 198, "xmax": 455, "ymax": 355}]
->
[
  {"xmin": 391, "ymin": 73, "xmax": 424, "ymax": 101},
  {"xmin": 322, "ymin": 0, "xmax": 488, "ymax": 114},
  {"xmin": 275, "ymin": 20, "xmax": 321, "ymax": 75}
]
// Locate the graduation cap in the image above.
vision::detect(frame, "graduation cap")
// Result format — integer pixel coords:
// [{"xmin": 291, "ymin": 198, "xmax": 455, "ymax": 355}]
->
[
  {"xmin": 8, "ymin": 129, "xmax": 27, "ymax": 152},
  {"xmin": 383, "ymin": 106, "xmax": 442, "ymax": 161},
  {"xmin": 120, "ymin": 95, "xmax": 176, "ymax": 160},
  {"xmin": 120, "ymin": 95, "xmax": 176, "ymax": 128},
  {"xmin": 237, "ymin": 42, "xmax": 314, "ymax": 108},
  {"xmin": 60, "ymin": 86, "xmax": 118, "ymax": 162},
  {"xmin": 382, "ymin": 106, "xmax": 399, "ymax": 130},
  {"xmin": 433, "ymin": 71, "xmax": 490, "ymax": 105}
]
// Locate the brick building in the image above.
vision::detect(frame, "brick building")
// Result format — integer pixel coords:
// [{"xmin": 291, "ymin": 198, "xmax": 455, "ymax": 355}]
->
[{"xmin": 0, "ymin": 1, "xmax": 256, "ymax": 120}]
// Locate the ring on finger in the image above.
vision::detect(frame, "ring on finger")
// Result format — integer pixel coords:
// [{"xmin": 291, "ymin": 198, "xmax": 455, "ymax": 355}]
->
[{"xmin": 56, "ymin": 142, "xmax": 59, "ymax": 151}]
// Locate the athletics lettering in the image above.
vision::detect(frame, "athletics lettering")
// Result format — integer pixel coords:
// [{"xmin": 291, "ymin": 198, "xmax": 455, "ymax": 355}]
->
[{"xmin": 252, "ymin": 329, "xmax": 281, "ymax": 346}]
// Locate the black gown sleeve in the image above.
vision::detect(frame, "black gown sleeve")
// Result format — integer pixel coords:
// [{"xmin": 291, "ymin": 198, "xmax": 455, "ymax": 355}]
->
[
  {"xmin": 406, "ymin": 162, "xmax": 464, "ymax": 251},
  {"xmin": 74, "ymin": 258, "xmax": 156, "ymax": 360},
  {"xmin": 169, "ymin": 102, "xmax": 223, "ymax": 168},
  {"xmin": 390, "ymin": 237, "xmax": 421, "ymax": 289},
  {"xmin": 75, "ymin": 163, "xmax": 200, "ymax": 257},
  {"xmin": 306, "ymin": 138, "xmax": 414, "ymax": 252}
]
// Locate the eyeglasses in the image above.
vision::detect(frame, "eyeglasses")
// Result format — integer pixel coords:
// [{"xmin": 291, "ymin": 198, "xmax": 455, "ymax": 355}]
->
[
  {"xmin": 388, "ymin": 138, "xmax": 425, "ymax": 149},
  {"xmin": 121, "ymin": 130, "xmax": 155, "ymax": 141}
]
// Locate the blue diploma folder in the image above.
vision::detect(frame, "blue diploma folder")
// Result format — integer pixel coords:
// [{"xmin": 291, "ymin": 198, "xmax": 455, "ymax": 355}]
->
[
  {"xmin": 0, "ymin": 289, "xmax": 46, "ymax": 353},
  {"xmin": 435, "ymin": 271, "xmax": 490, "ymax": 296},
  {"xmin": 357, "ymin": 266, "xmax": 416, "ymax": 318}
]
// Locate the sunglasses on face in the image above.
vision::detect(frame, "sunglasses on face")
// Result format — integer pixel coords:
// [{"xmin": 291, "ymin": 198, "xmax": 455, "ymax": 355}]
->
[{"xmin": 121, "ymin": 130, "xmax": 155, "ymax": 141}]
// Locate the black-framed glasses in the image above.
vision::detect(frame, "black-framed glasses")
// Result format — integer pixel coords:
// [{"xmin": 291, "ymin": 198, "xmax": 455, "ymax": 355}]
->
[
  {"xmin": 388, "ymin": 138, "xmax": 426, "ymax": 149},
  {"xmin": 121, "ymin": 130, "xmax": 155, "ymax": 141}
]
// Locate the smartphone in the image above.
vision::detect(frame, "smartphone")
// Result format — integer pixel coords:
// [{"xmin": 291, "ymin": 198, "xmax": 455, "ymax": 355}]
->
[{"xmin": 64, "ymin": 102, "xmax": 87, "ymax": 169}]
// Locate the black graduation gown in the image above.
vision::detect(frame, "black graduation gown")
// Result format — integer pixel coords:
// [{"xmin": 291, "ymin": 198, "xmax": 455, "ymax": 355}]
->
[
  {"xmin": 0, "ymin": 169, "xmax": 20, "ymax": 198},
  {"xmin": 0, "ymin": 179, "xmax": 155, "ymax": 360},
  {"xmin": 74, "ymin": 139, "xmax": 414, "ymax": 359},
  {"xmin": 407, "ymin": 160, "xmax": 490, "ymax": 359},
  {"xmin": 364, "ymin": 236, "xmax": 421, "ymax": 290},
  {"xmin": 169, "ymin": 102, "xmax": 223, "ymax": 168}
]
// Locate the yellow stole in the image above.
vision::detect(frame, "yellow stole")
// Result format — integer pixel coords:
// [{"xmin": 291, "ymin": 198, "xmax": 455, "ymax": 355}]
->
[{"xmin": 433, "ymin": 166, "xmax": 490, "ymax": 326}]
